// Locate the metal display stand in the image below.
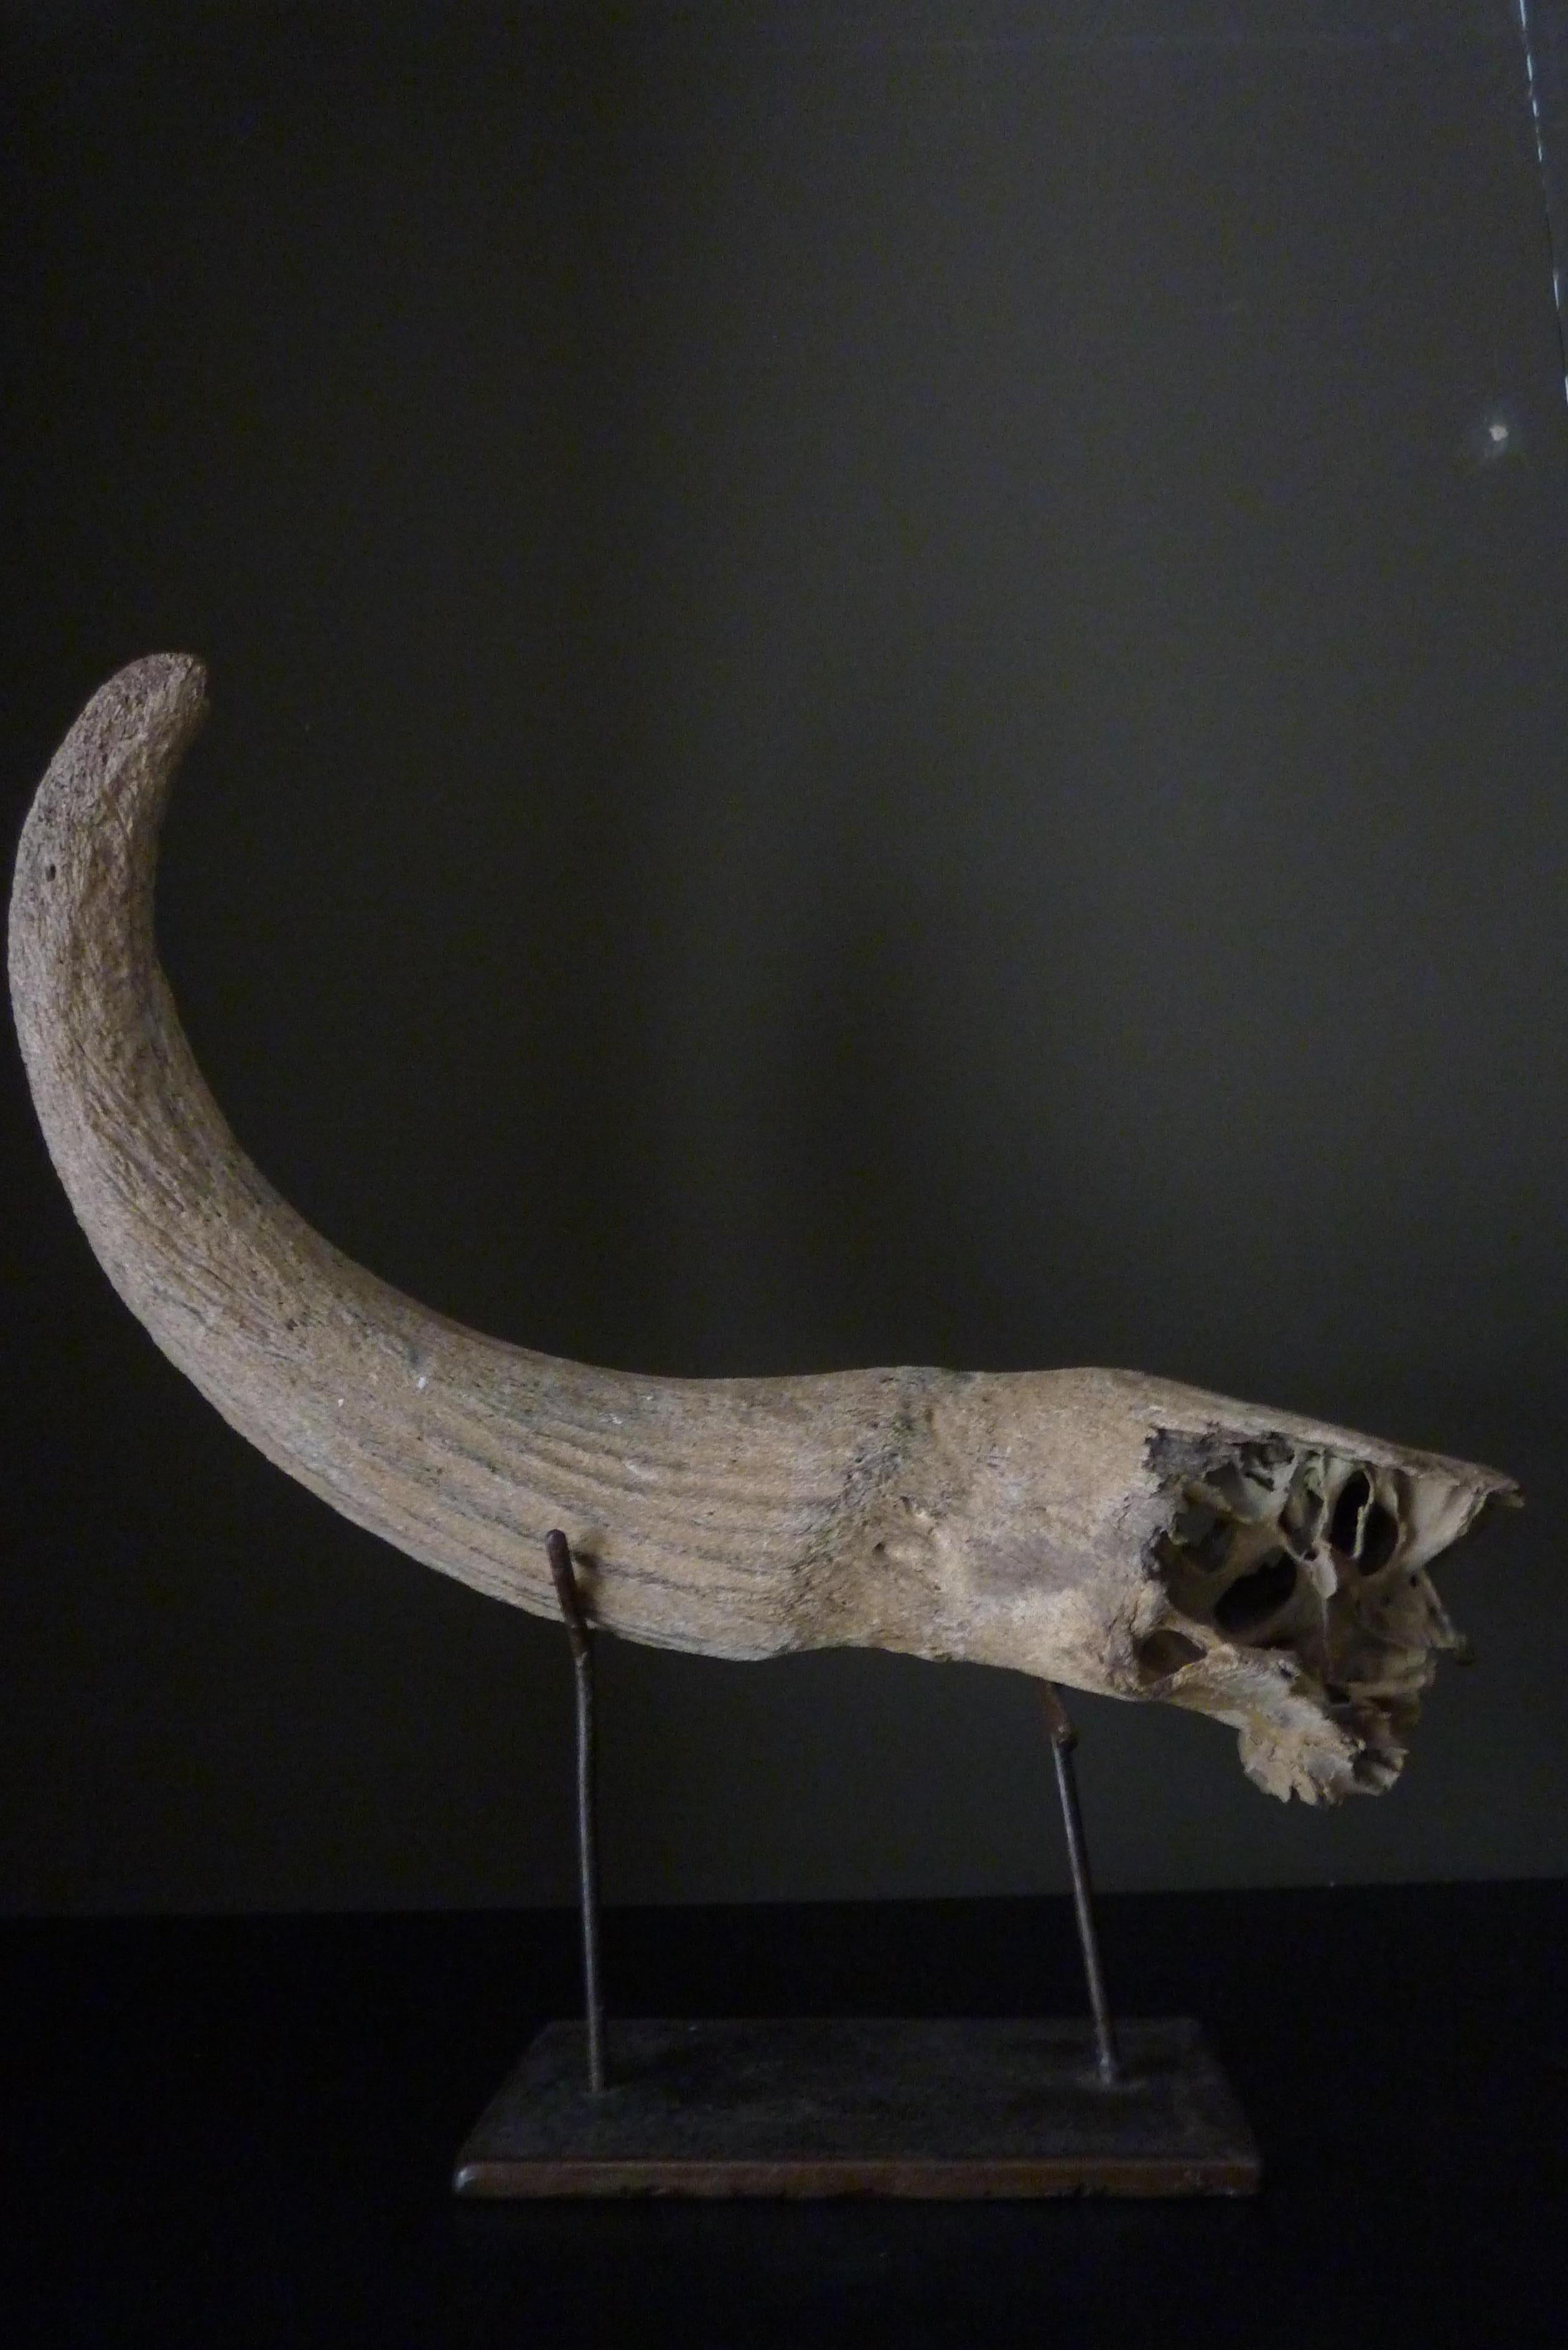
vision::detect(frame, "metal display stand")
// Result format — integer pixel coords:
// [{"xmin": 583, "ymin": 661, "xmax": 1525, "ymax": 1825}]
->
[{"xmin": 452, "ymin": 1536, "xmax": 1260, "ymax": 2199}]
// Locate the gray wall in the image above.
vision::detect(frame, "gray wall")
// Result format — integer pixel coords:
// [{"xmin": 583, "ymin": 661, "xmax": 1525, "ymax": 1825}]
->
[{"xmin": 3, "ymin": 1, "xmax": 1564, "ymax": 1912}]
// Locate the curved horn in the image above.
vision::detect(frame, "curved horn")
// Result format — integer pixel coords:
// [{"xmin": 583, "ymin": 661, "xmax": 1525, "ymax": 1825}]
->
[
  {"xmin": 9, "ymin": 658, "xmax": 1517, "ymax": 1800},
  {"xmin": 7, "ymin": 655, "xmax": 888, "ymax": 1655}
]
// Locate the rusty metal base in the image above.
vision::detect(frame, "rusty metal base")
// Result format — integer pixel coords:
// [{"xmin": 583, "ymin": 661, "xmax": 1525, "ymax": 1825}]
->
[{"xmin": 452, "ymin": 2016, "xmax": 1259, "ymax": 2199}]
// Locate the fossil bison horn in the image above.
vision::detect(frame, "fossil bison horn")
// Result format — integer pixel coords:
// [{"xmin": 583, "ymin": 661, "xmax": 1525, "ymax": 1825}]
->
[{"xmin": 9, "ymin": 656, "xmax": 1519, "ymax": 1802}]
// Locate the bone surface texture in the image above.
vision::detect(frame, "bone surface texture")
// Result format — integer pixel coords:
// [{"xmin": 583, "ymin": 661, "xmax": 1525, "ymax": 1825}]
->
[{"xmin": 7, "ymin": 658, "xmax": 1518, "ymax": 1802}]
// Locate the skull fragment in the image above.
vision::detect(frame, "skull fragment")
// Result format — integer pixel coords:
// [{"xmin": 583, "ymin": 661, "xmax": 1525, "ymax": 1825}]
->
[{"xmin": 1132, "ymin": 1427, "xmax": 1501, "ymax": 1800}]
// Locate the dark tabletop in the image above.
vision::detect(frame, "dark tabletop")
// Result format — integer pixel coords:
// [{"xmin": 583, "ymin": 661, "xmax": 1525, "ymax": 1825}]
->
[{"xmin": 2, "ymin": 1882, "xmax": 1563, "ymax": 2347}]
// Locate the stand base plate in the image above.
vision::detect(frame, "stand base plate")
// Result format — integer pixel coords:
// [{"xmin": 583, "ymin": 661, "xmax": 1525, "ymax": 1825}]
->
[{"xmin": 453, "ymin": 2016, "xmax": 1259, "ymax": 2199}]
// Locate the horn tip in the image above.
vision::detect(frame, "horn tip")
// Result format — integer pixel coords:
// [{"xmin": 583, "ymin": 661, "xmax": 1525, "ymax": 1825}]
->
[
  {"xmin": 46, "ymin": 652, "xmax": 211, "ymax": 804},
  {"xmin": 101, "ymin": 650, "xmax": 210, "ymax": 724},
  {"xmin": 9, "ymin": 655, "xmax": 213, "ymax": 968}
]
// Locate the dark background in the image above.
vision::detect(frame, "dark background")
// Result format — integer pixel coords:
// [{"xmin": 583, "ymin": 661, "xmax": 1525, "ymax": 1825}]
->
[{"xmin": 2, "ymin": 0, "xmax": 1564, "ymax": 1914}]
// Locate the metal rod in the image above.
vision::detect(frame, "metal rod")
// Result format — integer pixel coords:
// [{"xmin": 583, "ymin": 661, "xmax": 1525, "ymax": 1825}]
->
[
  {"xmin": 1040, "ymin": 1683, "xmax": 1122, "ymax": 2087},
  {"xmin": 546, "ymin": 1529, "xmax": 606, "ymax": 2094}
]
